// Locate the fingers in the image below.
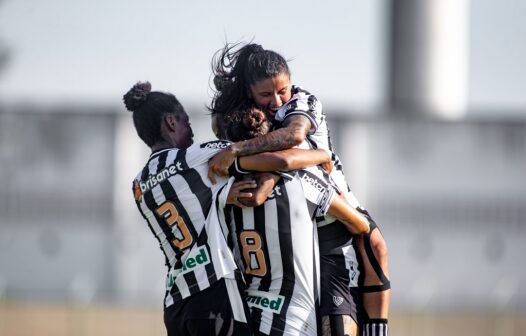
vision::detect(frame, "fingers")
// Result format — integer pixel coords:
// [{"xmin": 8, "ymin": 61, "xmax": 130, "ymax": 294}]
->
[
  {"xmin": 231, "ymin": 181, "xmax": 256, "ymax": 199},
  {"xmin": 233, "ymin": 180, "xmax": 257, "ymax": 190},
  {"xmin": 227, "ymin": 180, "xmax": 257, "ymax": 208},
  {"xmin": 322, "ymin": 161, "xmax": 334, "ymax": 173},
  {"xmin": 231, "ymin": 197, "xmax": 248, "ymax": 209},
  {"xmin": 207, "ymin": 167, "xmax": 217, "ymax": 184}
]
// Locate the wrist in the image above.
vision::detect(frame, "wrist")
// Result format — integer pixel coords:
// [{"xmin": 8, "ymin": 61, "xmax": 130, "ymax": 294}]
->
[
  {"xmin": 228, "ymin": 142, "xmax": 242, "ymax": 156},
  {"xmin": 322, "ymin": 149, "xmax": 331, "ymax": 162}
]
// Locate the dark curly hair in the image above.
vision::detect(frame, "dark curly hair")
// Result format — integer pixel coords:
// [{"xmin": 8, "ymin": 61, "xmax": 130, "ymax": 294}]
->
[
  {"xmin": 208, "ymin": 42, "xmax": 290, "ymax": 117},
  {"xmin": 225, "ymin": 104, "xmax": 271, "ymax": 142},
  {"xmin": 123, "ymin": 81, "xmax": 185, "ymax": 147}
]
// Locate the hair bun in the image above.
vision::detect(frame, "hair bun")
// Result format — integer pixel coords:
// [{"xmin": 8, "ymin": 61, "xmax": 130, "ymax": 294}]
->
[{"xmin": 123, "ymin": 81, "xmax": 152, "ymax": 111}]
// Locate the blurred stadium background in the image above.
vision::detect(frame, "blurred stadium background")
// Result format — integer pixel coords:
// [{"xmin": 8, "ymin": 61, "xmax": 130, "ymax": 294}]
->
[{"xmin": 0, "ymin": 0, "xmax": 525, "ymax": 335}]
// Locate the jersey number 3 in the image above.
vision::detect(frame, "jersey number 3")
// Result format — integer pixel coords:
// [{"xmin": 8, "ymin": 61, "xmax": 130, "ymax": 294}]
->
[
  {"xmin": 156, "ymin": 201, "xmax": 193, "ymax": 251},
  {"xmin": 240, "ymin": 230, "xmax": 267, "ymax": 277}
]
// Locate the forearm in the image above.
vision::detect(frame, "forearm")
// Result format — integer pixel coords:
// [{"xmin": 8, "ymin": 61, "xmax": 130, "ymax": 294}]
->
[
  {"xmin": 328, "ymin": 195, "xmax": 370, "ymax": 235},
  {"xmin": 238, "ymin": 149, "xmax": 330, "ymax": 172},
  {"xmin": 230, "ymin": 114, "xmax": 311, "ymax": 157},
  {"xmin": 230, "ymin": 127, "xmax": 302, "ymax": 156}
]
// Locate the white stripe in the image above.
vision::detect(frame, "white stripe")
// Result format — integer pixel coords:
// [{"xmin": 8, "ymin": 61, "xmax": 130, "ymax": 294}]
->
[
  {"xmin": 176, "ymin": 277, "xmax": 191, "ymax": 298},
  {"xmin": 224, "ymin": 278, "xmax": 247, "ymax": 323},
  {"xmin": 260, "ymin": 198, "xmax": 280, "ymax": 333}
]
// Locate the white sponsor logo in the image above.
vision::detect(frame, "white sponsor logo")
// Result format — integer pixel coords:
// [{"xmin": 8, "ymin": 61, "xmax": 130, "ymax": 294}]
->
[
  {"xmin": 333, "ymin": 296, "xmax": 344, "ymax": 306},
  {"xmin": 301, "ymin": 173, "xmax": 326, "ymax": 193},
  {"xmin": 140, "ymin": 162, "xmax": 184, "ymax": 194},
  {"xmin": 203, "ymin": 141, "xmax": 229, "ymax": 149},
  {"xmin": 267, "ymin": 185, "xmax": 282, "ymax": 199}
]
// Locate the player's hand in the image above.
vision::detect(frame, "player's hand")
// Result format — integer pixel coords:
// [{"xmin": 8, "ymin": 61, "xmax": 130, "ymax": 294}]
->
[
  {"xmin": 227, "ymin": 180, "xmax": 257, "ymax": 208},
  {"xmin": 321, "ymin": 160, "xmax": 333, "ymax": 174},
  {"xmin": 208, "ymin": 147, "xmax": 237, "ymax": 184},
  {"xmin": 238, "ymin": 173, "xmax": 280, "ymax": 207}
]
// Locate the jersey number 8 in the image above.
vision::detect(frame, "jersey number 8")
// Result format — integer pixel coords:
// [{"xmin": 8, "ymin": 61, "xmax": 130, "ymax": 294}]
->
[{"xmin": 240, "ymin": 230, "xmax": 267, "ymax": 277}]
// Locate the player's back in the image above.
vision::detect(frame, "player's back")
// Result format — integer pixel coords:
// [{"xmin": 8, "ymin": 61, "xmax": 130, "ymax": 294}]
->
[{"xmin": 132, "ymin": 141, "xmax": 237, "ymax": 307}]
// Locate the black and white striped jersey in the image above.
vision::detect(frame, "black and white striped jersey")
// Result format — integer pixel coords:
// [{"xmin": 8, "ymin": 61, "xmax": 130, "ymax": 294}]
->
[
  {"xmin": 132, "ymin": 140, "xmax": 238, "ymax": 308},
  {"xmin": 275, "ymin": 85, "xmax": 367, "ymax": 227},
  {"xmin": 222, "ymin": 167, "xmax": 335, "ymax": 335}
]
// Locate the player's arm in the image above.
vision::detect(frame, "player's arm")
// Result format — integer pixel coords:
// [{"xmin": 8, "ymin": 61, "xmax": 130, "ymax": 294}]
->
[
  {"xmin": 231, "ymin": 147, "xmax": 328, "ymax": 206},
  {"xmin": 232, "ymin": 146, "xmax": 330, "ymax": 206},
  {"xmin": 226, "ymin": 179, "xmax": 257, "ymax": 208},
  {"xmin": 237, "ymin": 148, "xmax": 330, "ymax": 172},
  {"xmin": 208, "ymin": 115, "xmax": 311, "ymax": 179},
  {"xmin": 327, "ymin": 194, "xmax": 371, "ymax": 235},
  {"xmin": 238, "ymin": 173, "xmax": 281, "ymax": 207}
]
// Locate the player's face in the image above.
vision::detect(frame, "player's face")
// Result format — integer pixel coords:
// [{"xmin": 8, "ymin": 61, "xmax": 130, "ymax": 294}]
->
[
  {"xmin": 249, "ymin": 72, "xmax": 292, "ymax": 120},
  {"xmin": 174, "ymin": 112, "xmax": 194, "ymax": 149}
]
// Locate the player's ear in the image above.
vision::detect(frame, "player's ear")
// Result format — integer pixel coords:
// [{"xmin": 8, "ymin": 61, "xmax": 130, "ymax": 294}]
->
[{"xmin": 164, "ymin": 114, "xmax": 177, "ymax": 132}]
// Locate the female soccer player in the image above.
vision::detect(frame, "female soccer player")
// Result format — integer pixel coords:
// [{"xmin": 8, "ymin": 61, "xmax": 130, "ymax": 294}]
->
[
  {"xmin": 219, "ymin": 105, "xmax": 370, "ymax": 336},
  {"xmin": 124, "ymin": 81, "xmax": 336, "ymax": 336},
  {"xmin": 208, "ymin": 42, "xmax": 391, "ymax": 336}
]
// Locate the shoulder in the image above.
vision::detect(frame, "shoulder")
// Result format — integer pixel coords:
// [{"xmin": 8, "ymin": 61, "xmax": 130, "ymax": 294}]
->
[
  {"xmin": 198, "ymin": 140, "xmax": 231, "ymax": 150},
  {"xmin": 287, "ymin": 85, "xmax": 322, "ymax": 112}
]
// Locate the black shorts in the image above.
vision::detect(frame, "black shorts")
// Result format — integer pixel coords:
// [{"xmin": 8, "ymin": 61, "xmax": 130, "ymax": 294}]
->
[
  {"xmin": 164, "ymin": 277, "xmax": 252, "ymax": 336},
  {"xmin": 318, "ymin": 221, "xmax": 363, "ymax": 323}
]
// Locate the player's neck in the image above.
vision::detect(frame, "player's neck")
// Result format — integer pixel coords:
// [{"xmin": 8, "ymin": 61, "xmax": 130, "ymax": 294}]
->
[{"xmin": 151, "ymin": 141, "xmax": 173, "ymax": 152}]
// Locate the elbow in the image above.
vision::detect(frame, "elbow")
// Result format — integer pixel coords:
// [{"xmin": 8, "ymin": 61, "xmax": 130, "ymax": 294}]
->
[
  {"xmin": 347, "ymin": 218, "xmax": 370, "ymax": 235},
  {"xmin": 359, "ymin": 221, "xmax": 371, "ymax": 235},
  {"xmin": 290, "ymin": 130, "xmax": 306, "ymax": 146},
  {"xmin": 274, "ymin": 155, "xmax": 293, "ymax": 171},
  {"xmin": 356, "ymin": 216, "xmax": 371, "ymax": 235}
]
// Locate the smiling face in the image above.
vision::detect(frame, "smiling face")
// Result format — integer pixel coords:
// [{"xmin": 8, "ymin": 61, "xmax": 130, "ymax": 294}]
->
[{"xmin": 248, "ymin": 72, "xmax": 292, "ymax": 120}]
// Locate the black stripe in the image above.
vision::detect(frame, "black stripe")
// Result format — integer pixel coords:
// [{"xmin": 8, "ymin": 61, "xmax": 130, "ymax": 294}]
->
[
  {"xmin": 363, "ymin": 225, "xmax": 390, "ymax": 285},
  {"xmin": 139, "ymin": 158, "xmax": 185, "ymax": 303},
  {"xmin": 141, "ymin": 157, "xmax": 182, "ymax": 261},
  {"xmin": 157, "ymin": 151, "xmax": 215, "ymax": 293},
  {"xmin": 224, "ymin": 205, "xmax": 235, "ymax": 251},
  {"xmin": 157, "ymin": 153, "xmax": 200, "ymax": 242},
  {"xmin": 250, "ymin": 307, "xmax": 263, "ymax": 334},
  {"xmin": 233, "ymin": 206, "xmax": 253, "ymax": 285},
  {"xmin": 271, "ymin": 180, "xmax": 294, "ymax": 333},
  {"xmin": 184, "ymin": 271, "xmax": 200, "ymax": 295},
  {"xmin": 176, "ymin": 149, "xmax": 213, "ymax": 217},
  {"xmin": 169, "ymin": 150, "xmax": 217, "ymax": 286},
  {"xmin": 254, "ymin": 204, "xmax": 271, "ymax": 290}
]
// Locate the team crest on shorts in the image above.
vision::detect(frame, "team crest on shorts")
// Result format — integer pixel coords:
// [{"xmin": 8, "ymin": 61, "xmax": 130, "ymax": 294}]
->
[{"xmin": 333, "ymin": 296, "xmax": 344, "ymax": 306}]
